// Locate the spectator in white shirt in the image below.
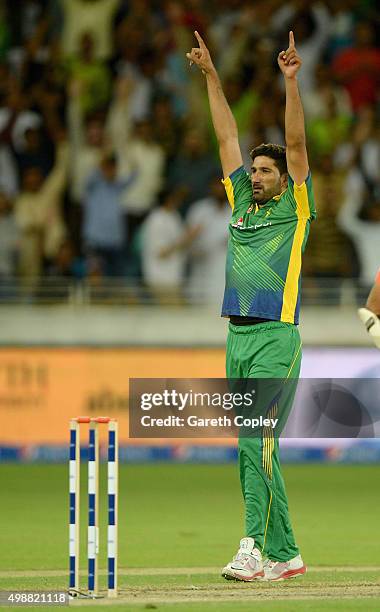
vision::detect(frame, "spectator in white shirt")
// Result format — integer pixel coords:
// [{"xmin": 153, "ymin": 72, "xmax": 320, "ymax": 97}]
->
[
  {"xmin": 186, "ymin": 177, "xmax": 231, "ymax": 305},
  {"xmin": 14, "ymin": 140, "xmax": 68, "ymax": 288},
  {"xmin": 141, "ymin": 188, "xmax": 198, "ymax": 304},
  {"xmin": 118, "ymin": 119, "xmax": 165, "ymax": 243},
  {"xmin": 335, "ymin": 107, "xmax": 380, "ymax": 288},
  {"xmin": 337, "ymin": 169, "xmax": 380, "ymax": 288}
]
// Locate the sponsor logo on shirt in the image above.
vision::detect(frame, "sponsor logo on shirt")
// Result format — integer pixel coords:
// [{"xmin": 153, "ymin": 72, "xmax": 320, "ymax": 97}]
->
[{"xmin": 231, "ymin": 221, "xmax": 272, "ymax": 231}]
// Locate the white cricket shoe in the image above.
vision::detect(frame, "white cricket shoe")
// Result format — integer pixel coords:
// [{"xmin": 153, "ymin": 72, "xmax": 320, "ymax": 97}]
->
[
  {"xmin": 263, "ymin": 554, "xmax": 306, "ymax": 581},
  {"xmin": 222, "ymin": 537, "xmax": 264, "ymax": 581}
]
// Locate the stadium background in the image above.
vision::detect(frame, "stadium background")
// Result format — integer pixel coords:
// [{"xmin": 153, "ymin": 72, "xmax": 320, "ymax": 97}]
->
[
  {"xmin": 0, "ymin": 0, "xmax": 379, "ymax": 459},
  {"xmin": 0, "ymin": 1, "xmax": 379, "ymax": 609}
]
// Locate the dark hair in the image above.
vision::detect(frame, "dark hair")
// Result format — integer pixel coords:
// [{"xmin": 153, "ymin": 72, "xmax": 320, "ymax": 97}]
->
[{"xmin": 250, "ymin": 143, "xmax": 287, "ymax": 175}]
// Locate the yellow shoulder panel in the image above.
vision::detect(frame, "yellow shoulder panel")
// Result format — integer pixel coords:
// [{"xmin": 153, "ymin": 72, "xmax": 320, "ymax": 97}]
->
[
  {"xmin": 280, "ymin": 182, "xmax": 309, "ymax": 322},
  {"xmin": 221, "ymin": 177, "xmax": 235, "ymax": 210}
]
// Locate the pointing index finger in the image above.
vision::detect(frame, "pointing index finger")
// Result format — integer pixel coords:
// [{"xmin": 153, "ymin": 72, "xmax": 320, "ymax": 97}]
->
[
  {"xmin": 194, "ymin": 30, "xmax": 206, "ymax": 48},
  {"xmin": 289, "ymin": 30, "xmax": 295, "ymax": 47}
]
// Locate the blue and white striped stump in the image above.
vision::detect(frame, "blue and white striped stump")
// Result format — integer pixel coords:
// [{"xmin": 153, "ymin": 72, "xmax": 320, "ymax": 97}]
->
[
  {"xmin": 69, "ymin": 416, "xmax": 118, "ymax": 599},
  {"xmin": 69, "ymin": 420, "xmax": 80, "ymax": 592},
  {"xmin": 107, "ymin": 420, "xmax": 119, "ymax": 597},
  {"xmin": 88, "ymin": 422, "xmax": 99, "ymax": 596}
]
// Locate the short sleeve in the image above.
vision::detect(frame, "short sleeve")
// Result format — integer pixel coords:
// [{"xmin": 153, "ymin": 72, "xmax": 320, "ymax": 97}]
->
[
  {"xmin": 222, "ymin": 166, "xmax": 253, "ymax": 214},
  {"xmin": 286, "ymin": 173, "xmax": 316, "ymax": 220}
]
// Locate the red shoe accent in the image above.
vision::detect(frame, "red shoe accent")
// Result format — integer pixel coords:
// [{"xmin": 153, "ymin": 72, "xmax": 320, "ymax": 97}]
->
[
  {"xmin": 272, "ymin": 565, "xmax": 307, "ymax": 581},
  {"xmin": 231, "ymin": 570, "xmax": 265, "ymax": 581}
]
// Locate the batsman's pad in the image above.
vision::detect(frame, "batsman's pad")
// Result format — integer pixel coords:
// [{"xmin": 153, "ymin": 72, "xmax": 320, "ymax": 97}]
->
[{"xmin": 358, "ymin": 308, "xmax": 380, "ymax": 349}]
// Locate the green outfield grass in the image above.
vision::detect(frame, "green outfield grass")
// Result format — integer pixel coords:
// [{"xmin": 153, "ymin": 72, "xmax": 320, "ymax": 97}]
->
[{"xmin": 0, "ymin": 464, "xmax": 379, "ymax": 610}]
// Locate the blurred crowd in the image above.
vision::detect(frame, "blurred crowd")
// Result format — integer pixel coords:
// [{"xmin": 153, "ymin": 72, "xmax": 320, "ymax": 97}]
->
[{"xmin": 0, "ymin": 0, "xmax": 379, "ymax": 303}]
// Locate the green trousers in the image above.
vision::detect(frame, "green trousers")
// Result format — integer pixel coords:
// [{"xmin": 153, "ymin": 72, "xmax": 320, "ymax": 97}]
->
[{"xmin": 226, "ymin": 321, "xmax": 302, "ymax": 562}]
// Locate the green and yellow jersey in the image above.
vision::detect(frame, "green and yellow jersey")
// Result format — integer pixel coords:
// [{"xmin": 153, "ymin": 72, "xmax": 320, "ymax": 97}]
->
[{"xmin": 222, "ymin": 166, "xmax": 316, "ymax": 324}]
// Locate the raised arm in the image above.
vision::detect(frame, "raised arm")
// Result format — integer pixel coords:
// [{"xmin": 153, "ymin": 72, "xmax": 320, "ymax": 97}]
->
[
  {"xmin": 186, "ymin": 31, "xmax": 242, "ymax": 178},
  {"xmin": 278, "ymin": 31, "xmax": 309, "ymax": 186},
  {"xmin": 41, "ymin": 140, "xmax": 69, "ymax": 200}
]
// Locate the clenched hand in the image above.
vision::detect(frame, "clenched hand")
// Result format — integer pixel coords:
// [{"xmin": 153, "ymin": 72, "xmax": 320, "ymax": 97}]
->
[
  {"xmin": 186, "ymin": 31, "xmax": 214, "ymax": 75},
  {"xmin": 278, "ymin": 31, "xmax": 302, "ymax": 79}
]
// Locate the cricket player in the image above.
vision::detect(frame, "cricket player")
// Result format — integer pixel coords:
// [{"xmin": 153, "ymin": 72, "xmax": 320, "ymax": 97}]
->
[
  {"xmin": 187, "ymin": 31, "xmax": 316, "ymax": 581},
  {"xmin": 358, "ymin": 269, "xmax": 380, "ymax": 349}
]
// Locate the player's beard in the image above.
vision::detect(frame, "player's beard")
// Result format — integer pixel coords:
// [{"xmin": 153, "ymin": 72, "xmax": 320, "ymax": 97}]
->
[{"xmin": 253, "ymin": 181, "xmax": 281, "ymax": 205}]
